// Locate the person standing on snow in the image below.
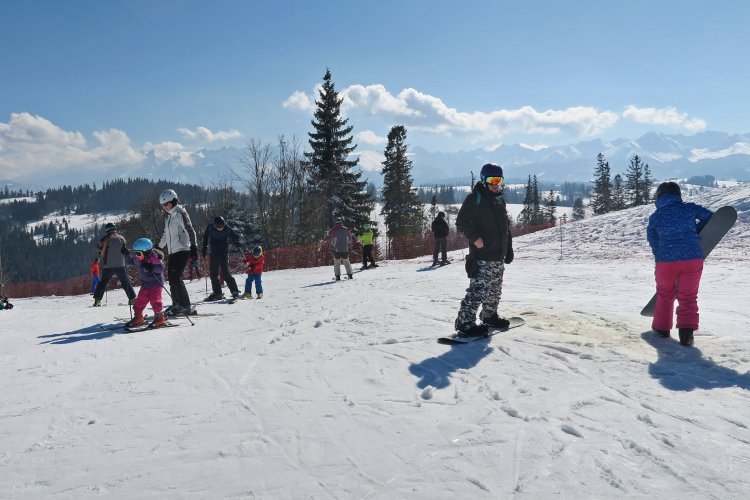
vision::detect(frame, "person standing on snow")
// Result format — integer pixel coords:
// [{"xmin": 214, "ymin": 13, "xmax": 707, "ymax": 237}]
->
[
  {"xmin": 92, "ymin": 222, "xmax": 137, "ymax": 307},
  {"xmin": 89, "ymin": 257, "xmax": 101, "ymax": 295},
  {"xmin": 647, "ymin": 181, "xmax": 713, "ymax": 347},
  {"xmin": 123, "ymin": 237, "xmax": 167, "ymax": 329},
  {"xmin": 454, "ymin": 163, "xmax": 514, "ymax": 336},
  {"xmin": 431, "ymin": 211, "xmax": 450, "ymax": 266},
  {"xmin": 359, "ymin": 223, "xmax": 378, "ymax": 270},
  {"xmin": 243, "ymin": 245, "xmax": 265, "ymax": 299},
  {"xmin": 326, "ymin": 218, "xmax": 355, "ymax": 280},
  {"xmin": 157, "ymin": 189, "xmax": 198, "ymax": 316},
  {"xmin": 201, "ymin": 216, "xmax": 242, "ymax": 301}
]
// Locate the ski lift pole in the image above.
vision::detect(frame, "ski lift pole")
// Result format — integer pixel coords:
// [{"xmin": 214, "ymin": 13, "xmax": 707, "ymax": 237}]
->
[{"xmin": 559, "ymin": 220, "xmax": 564, "ymax": 260}]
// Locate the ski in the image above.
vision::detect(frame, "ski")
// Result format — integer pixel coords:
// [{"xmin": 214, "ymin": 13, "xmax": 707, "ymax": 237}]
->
[
  {"xmin": 124, "ymin": 322, "xmax": 181, "ymax": 333},
  {"xmin": 640, "ymin": 205, "xmax": 738, "ymax": 317},
  {"xmin": 438, "ymin": 316, "xmax": 525, "ymax": 344}
]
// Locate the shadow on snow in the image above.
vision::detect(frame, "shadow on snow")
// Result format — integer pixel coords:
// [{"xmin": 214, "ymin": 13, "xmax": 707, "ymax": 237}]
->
[
  {"xmin": 38, "ymin": 323, "xmax": 129, "ymax": 345},
  {"xmin": 641, "ymin": 331, "xmax": 750, "ymax": 391},
  {"xmin": 409, "ymin": 339, "xmax": 494, "ymax": 389}
]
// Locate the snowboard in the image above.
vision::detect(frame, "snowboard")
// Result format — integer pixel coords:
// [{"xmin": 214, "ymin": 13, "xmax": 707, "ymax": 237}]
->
[
  {"xmin": 640, "ymin": 205, "xmax": 737, "ymax": 317},
  {"xmin": 438, "ymin": 316, "xmax": 525, "ymax": 344}
]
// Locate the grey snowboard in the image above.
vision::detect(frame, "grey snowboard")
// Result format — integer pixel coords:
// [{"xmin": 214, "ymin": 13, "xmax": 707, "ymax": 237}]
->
[
  {"xmin": 640, "ymin": 205, "xmax": 737, "ymax": 317},
  {"xmin": 438, "ymin": 316, "xmax": 525, "ymax": 344}
]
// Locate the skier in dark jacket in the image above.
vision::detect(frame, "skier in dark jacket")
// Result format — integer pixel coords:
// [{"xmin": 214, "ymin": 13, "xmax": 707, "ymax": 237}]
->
[
  {"xmin": 454, "ymin": 163, "xmax": 514, "ymax": 336},
  {"xmin": 202, "ymin": 216, "xmax": 242, "ymax": 300},
  {"xmin": 647, "ymin": 181, "xmax": 713, "ymax": 346},
  {"xmin": 431, "ymin": 211, "xmax": 450, "ymax": 266}
]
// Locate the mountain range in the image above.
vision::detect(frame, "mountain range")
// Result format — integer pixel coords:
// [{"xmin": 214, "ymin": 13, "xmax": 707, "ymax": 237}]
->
[{"xmin": 4, "ymin": 131, "xmax": 750, "ymax": 190}]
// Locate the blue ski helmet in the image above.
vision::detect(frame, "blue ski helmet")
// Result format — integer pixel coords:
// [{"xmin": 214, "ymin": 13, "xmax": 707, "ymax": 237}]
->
[
  {"xmin": 133, "ymin": 237, "xmax": 153, "ymax": 252},
  {"xmin": 252, "ymin": 245, "xmax": 262, "ymax": 258},
  {"xmin": 480, "ymin": 163, "xmax": 503, "ymax": 181}
]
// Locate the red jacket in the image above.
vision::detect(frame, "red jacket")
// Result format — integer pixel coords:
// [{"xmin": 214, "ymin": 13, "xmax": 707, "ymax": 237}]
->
[
  {"xmin": 245, "ymin": 252, "xmax": 265, "ymax": 275},
  {"xmin": 90, "ymin": 262, "xmax": 100, "ymax": 277}
]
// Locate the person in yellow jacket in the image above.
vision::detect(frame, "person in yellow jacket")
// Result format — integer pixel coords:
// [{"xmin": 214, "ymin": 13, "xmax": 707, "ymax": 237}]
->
[{"xmin": 359, "ymin": 223, "xmax": 378, "ymax": 270}]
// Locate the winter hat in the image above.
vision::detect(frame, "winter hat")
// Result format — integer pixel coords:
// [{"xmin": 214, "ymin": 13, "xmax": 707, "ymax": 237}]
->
[
  {"xmin": 335, "ymin": 217, "xmax": 343, "ymax": 224},
  {"xmin": 655, "ymin": 181, "xmax": 681, "ymax": 200},
  {"xmin": 480, "ymin": 163, "xmax": 503, "ymax": 180},
  {"xmin": 214, "ymin": 216, "xmax": 225, "ymax": 227},
  {"xmin": 252, "ymin": 245, "xmax": 263, "ymax": 258},
  {"xmin": 104, "ymin": 222, "xmax": 116, "ymax": 233},
  {"xmin": 438, "ymin": 211, "xmax": 445, "ymax": 218}
]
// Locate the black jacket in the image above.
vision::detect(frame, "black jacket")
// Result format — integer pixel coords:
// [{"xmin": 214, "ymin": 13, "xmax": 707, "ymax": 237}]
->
[
  {"xmin": 202, "ymin": 223, "xmax": 240, "ymax": 256},
  {"xmin": 455, "ymin": 182, "xmax": 513, "ymax": 261},
  {"xmin": 431, "ymin": 216, "xmax": 449, "ymax": 238}
]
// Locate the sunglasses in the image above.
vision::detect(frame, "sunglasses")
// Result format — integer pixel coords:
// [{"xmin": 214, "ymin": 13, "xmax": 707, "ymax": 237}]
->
[{"xmin": 484, "ymin": 176, "xmax": 504, "ymax": 185}]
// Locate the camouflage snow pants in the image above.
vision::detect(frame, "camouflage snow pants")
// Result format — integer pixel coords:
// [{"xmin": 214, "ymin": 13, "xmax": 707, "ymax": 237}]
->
[{"xmin": 455, "ymin": 260, "xmax": 505, "ymax": 330}]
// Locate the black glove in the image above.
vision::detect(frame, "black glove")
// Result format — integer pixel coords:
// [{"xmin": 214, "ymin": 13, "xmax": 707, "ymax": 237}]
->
[
  {"xmin": 120, "ymin": 245, "xmax": 129, "ymax": 255},
  {"xmin": 190, "ymin": 244, "xmax": 198, "ymax": 260},
  {"xmin": 504, "ymin": 249, "xmax": 514, "ymax": 265},
  {"xmin": 143, "ymin": 261, "xmax": 154, "ymax": 272},
  {"xmin": 464, "ymin": 254, "xmax": 479, "ymax": 278}
]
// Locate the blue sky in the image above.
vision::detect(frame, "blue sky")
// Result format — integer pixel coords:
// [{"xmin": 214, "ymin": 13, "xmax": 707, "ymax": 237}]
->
[{"xmin": 1, "ymin": 0, "xmax": 749, "ymax": 181}]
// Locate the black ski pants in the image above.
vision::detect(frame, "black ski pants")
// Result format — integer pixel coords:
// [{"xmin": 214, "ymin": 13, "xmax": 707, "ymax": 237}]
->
[
  {"xmin": 209, "ymin": 251, "xmax": 239, "ymax": 295},
  {"xmin": 167, "ymin": 250, "xmax": 191, "ymax": 308},
  {"xmin": 433, "ymin": 236, "xmax": 448, "ymax": 264},
  {"xmin": 93, "ymin": 266, "xmax": 136, "ymax": 301},
  {"xmin": 362, "ymin": 244, "xmax": 376, "ymax": 267}
]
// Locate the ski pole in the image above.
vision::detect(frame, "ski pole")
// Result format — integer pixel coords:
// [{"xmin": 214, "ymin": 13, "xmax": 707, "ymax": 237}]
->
[{"xmin": 152, "ymin": 271, "xmax": 195, "ymax": 326}]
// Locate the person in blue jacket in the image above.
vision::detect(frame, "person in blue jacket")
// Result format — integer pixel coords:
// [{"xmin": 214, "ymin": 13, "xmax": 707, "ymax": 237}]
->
[{"xmin": 647, "ymin": 181, "xmax": 713, "ymax": 346}]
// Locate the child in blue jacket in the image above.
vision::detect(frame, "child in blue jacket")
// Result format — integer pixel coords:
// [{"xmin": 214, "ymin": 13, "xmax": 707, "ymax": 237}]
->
[{"xmin": 647, "ymin": 181, "xmax": 713, "ymax": 346}]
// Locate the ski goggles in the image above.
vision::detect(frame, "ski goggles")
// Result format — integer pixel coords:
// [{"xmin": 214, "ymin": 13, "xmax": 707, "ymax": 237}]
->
[
  {"xmin": 132, "ymin": 250, "xmax": 146, "ymax": 258},
  {"xmin": 483, "ymin": 176, "xmax": 504, "ymax": 185}
]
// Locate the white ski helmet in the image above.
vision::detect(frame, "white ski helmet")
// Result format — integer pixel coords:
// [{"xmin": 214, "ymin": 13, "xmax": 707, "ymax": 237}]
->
[{"xmin": 159, "ymin": 189, "xmax": 178, "ymax": 205}]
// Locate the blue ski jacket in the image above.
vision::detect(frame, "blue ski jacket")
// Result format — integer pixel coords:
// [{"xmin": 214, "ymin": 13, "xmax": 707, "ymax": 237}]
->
[{"xmin": 646, "ymin": 193, "xmax": 713, "ymax": 262}]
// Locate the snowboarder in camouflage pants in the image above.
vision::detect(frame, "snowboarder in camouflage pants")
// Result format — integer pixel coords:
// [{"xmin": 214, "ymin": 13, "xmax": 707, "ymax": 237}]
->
[{"xmin": 454, "ymin": 163, "xmax": 514, "ymax": 336}]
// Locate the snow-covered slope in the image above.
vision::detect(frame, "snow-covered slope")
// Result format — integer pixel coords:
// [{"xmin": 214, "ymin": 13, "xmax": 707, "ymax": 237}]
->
[{"xmin": 1, "ymin": 187, "xmax": 749, "ymax": 497}]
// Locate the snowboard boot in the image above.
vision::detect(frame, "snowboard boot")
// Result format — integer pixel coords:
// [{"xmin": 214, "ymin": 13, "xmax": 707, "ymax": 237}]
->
[
  {"xmin": 150, "ymin": 312, "xmax": 167, "ymax": 329},
  {"xmin": 166, "ymin": 304, "xmax": 183, "ymax": 316},
  {"xmin": 370, "ymin": 263, "xmax": 378, "ymax": 268},
  {"xmin": 125, "ymin": 313, "xmax": 145, "ymax": 328},
  {"xmin": 455, "ymin": 322, "xmax": 490, "ymax": 338},
  {"xmin": 347, "ymin": 274, "xmax": 353, "ymax": 280},
  {"xmin": 653, "ymin": 328, "xmax": 670, "ymax": 338},
  {"xmin": 678, "ymin": 328, "xmax": 694, "ymax": 346},
  {"xmin": 481, "ymin": 313, "xmax": 510, "ymax": 330},
  {"xmin": 204, "ymin": 292, "xmax": 224, "ymax": 302},
  {"xmin": 231, "ymin": 291, "xmax": 240, "ymax": 300},
  {"xmin": 256, "ymin": 293, "xmax": 263, "ymax": 299},
  {"xmin": 243, "ymin": 292, "xmax": 253, "ymax": 299},
  {"xmin": 93, "ymin": 299, "xmax": 102, "ymax": 307},
  {"xmin": 335, "ymin": 275, "xmax": 341, "ymax": 281},
  {"xmin": 361, "ymin": 265, "xmax": 368, "ymax": 270}
]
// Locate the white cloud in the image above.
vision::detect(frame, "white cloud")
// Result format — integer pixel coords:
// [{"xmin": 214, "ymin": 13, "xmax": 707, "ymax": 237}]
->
[
  {"xmin": 622, "ymin": 105, "xmax": 707, "ymax": 132},
  {"xmin": 0, "ymin": 112, "xmax": 143, "ymax": 180},
  {"xmin": 285, "ymin": 84, "xmax": 619, "ymax": 141},
  {"xmin": 282, "ymin": 90, "xmax": 314, "ymax": 112},
  {"xmin": 177, "ymin": 126, "xmax": 242, "ymax": 142},
  {"xmin": 357, "ymin": 130, "xmax": 387, "ymax": 146}
]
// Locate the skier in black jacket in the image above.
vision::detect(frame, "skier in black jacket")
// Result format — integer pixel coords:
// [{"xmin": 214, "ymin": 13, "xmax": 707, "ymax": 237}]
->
[
  {"xmin": 431, "ymin": 211, "xmax": 450, "ymax": 266},
  {"xmin": 202, "ymin": 216, "xmax": 242, "ymax": 300},
  {"xmin": 454, "ymin": 163, "xmax": 514, "ymax": 336}
]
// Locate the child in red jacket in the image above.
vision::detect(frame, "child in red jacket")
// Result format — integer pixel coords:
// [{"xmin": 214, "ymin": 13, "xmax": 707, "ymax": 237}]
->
[
  {"xmin": 243, "ymin": 246, "xmax": 265, "ymax": 299},
  {"xmin": 90, "ymin": 257, "xmax": 101, "ymax": 295}
]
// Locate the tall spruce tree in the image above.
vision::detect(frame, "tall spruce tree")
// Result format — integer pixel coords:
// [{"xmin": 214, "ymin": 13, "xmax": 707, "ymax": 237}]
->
[
  {"xmin": 543, "ymin": 189, "xmax": 557, "ymax": 225},
  {"xmin": 380, "ymin": 125, "xmax": 423, "ymax": 237},
  {"xmin": 641, "ymin": 163, "xmax": 653, "ymax": 205},
  {"xmin": 591, "ymin": 153, "xmax": 613, "ymax": 215},
  {"xmin": 625, "ymin": 155, "xmax": 649, "ymax": 207},
  {"xmin": 571, "ymin": 198, "xmax": 586, "ymax": 221},
  {"xmin": 612, "ymin": 173, "xmax": 627, "ymax": 211},
  {"xmin": 298, "ymin": 69, "xmax": 373, "ymax": 241}
]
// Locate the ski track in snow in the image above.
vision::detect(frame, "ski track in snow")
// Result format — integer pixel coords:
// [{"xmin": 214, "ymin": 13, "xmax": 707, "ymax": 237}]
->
[{"xmin": 2, "ymin": 185, "xmax": 750, "ymax": 497}]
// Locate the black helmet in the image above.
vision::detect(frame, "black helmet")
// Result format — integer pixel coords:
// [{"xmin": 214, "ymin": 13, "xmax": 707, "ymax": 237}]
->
[
  {"xmin": 655, "ymin": 181, "xmax": 681, "ymax": 200},
  {"xmin": 104, "ymin": 222, "xmax": 116, "ymax": 233},
  {"xmin": 214, "ymin": 216, "xmax": 225, "ymax": 227},
  {"xmin": 438, "ymin": 211, "xmax": 445, "ymax": 218}
]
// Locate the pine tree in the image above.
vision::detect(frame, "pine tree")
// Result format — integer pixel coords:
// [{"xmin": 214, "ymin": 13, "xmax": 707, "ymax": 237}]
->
[
  {"xmin": 299, "ymin": 69, "xmax": 373, "ymax": 240},
  {"xmin": 625, "ymin": 155, "xmax": 649, "ymax": 207},
  {"xmin": 590, "ymin": 153, "xmax": 613, "ymax": 215},
  {"xmin": 380, "ymin": 125, "xmax": 423, "ymax": 237},
  {"xmin": 612, "ymin": 174, "xmax": 627, "ymax": 211},
  {"xmin": 641, "ymin": 163, "xmax": 653, "ymax": 205},
  {"xmin": 572, "ymin": 198, "xmax": 586, "ymax": 221},
  {"xmin": 543, "ymin": 189, "xmax": 557, "ymax": 225},
  {"xmin": 518, "ymin": 175, "xmax": 534, "ymax": 227}
]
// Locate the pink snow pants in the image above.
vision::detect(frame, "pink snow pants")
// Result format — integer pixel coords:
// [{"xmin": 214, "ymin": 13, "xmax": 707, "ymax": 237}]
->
[
  {"xmin": 652, "ymin": 259, "xmax": 704, "ymax": 331},
  {"xmin": 134, "ymin": 287, "xmax": 163, "ymax": 316}
]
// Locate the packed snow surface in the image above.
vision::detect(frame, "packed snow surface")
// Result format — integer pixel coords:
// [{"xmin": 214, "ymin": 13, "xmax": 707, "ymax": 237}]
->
[{"xmin": 1, "ymin": 185, "xmax": 749, "ymax": 498}]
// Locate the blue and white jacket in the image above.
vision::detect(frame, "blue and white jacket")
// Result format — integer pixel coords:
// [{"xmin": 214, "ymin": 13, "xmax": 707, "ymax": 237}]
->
[{"xmin": 646, "ymin": 193, "xmax": 713, "ymax": 262}]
